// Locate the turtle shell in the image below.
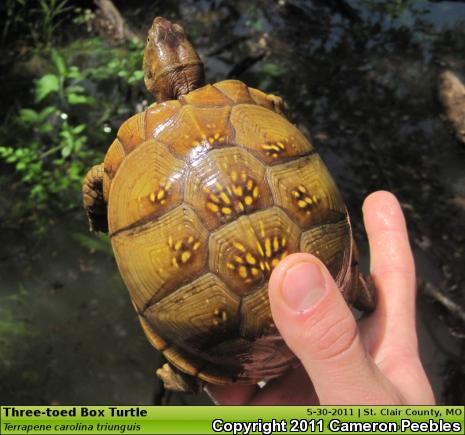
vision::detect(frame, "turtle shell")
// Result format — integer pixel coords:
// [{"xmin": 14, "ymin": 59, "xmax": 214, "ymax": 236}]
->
[{"xmin": 105, "ymin": 80, "xmax": 356, "ymax": 384}]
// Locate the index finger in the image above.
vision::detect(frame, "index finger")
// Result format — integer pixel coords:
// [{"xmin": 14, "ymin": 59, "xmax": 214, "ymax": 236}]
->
[{"xmin": 361, "ymin": 191, "xmax": 417, "ymax": 357}]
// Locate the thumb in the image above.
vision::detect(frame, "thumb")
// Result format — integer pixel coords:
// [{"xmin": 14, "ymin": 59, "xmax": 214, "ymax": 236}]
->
[{"xmin": 268, "ymin": 253, "xmax": 400, "ymax": 404}]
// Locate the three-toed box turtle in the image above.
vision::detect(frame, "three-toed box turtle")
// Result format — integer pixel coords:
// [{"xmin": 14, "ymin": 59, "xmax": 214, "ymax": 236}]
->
[{"xmin": 82, "ymin": 16, "xmax": 376, "ymax": 391}]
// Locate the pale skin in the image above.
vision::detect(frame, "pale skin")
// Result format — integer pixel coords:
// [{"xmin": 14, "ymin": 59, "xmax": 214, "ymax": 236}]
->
[{"xmin": 206, "ymin": 191, "xmax": 435, "ymax": 405}]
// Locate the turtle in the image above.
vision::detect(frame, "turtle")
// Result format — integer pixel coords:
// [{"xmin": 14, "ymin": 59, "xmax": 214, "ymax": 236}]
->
[{"xmin": 82, "ymin": 16, "xmax": 376, "ymax": 392}]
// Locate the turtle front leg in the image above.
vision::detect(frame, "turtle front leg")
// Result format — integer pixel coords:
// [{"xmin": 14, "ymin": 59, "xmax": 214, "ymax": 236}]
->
[
  {"xmin": 156, "ymin": 363, "xmax": 202, "ymax": 393},
  {"xmin": 82, "ymin": 163, "xmax": 108, "ymax": 233},
  {"xmin": 266, "ymin": 93, "xmax": 287, "ymax": 115}
]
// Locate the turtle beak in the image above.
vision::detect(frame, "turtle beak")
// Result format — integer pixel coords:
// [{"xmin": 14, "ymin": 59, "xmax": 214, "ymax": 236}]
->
[{"xmin": 150, "ymin": 17, "xmax": 185, "ymax": 43}]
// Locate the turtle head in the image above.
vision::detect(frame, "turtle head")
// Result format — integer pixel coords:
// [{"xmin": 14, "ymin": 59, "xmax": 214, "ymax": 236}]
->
[{"xmin": 144, "ymin": 17, "xmax": 205, "ymax": 102}]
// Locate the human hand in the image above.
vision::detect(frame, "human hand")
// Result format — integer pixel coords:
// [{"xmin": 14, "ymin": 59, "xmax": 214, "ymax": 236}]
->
[{"xmin": 206, "ymin": 191, "xmax": 435, "ymax": 405}]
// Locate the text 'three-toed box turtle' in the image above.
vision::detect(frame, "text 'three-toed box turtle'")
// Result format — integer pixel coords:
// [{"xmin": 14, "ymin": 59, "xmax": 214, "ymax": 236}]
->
[{"xmin": 82, "ymin": 17, "xmax": 376, "ymax": 392}]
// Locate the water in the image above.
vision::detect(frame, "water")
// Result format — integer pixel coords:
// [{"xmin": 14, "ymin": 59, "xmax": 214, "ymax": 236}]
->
[{"xmin": 1, "ymin": 0, "xmax": 464, "ymax": 404}]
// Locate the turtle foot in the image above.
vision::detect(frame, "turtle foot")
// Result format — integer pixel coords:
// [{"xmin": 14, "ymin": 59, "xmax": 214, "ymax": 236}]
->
[
  {"xmin": 82, "ymin": 163, "xmax": 108, "ymax": 233},
  {"xmin": 156, "ymin": 363, "xmax": 201, "ymax": 393}
]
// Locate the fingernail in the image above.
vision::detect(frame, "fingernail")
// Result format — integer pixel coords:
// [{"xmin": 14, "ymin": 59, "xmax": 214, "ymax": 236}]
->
[{"xmin": 281, "ymin": 261, "xmax": 327, "ymax": 312}]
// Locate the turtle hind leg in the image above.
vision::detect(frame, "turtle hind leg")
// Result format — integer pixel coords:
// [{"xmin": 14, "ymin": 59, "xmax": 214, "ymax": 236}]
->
[
  {"xmin": 156, "ymin": 363, "xmax": 202, "ymax": 393},
  {"xmin": 82, "ymin": 163, "xmax": 108, "ymax": 233},
  {"xmin": 137, "ymin": 314, "xmax": 203, "ymax": 393}
]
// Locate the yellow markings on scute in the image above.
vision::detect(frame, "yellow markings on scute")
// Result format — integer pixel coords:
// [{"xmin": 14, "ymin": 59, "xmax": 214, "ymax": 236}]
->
[
  {"xmin": 185, "ymin": 148, "xmax": 272, "ymax": 231},
  {"xmin": 143, "ymin": 272, "xmax": 241, "ymax": 352},
  {"xmin": 267, "ymin": 153, "xmax": 346, "ymax": 230},
  {"xmin": 233, "ymin": 242, "xmax": 246, "ymax": 252},
  {"xmin": 291, "ymin": 184, "xmax": 320, "ymax": 211},
  {"xmin": 261, "ymin": 139, "xmax": 288, "ymax": 159},
  {"xmin": 191, "ymin": 132, "xmax": 226, "ymax": 147},
  {"xmin": 202, "ymin": 172, "xmax": 262, "ymax": 222},
  {"xmin": 110, "ymin": 206, "xmax": 208, "ymax": 312},
  {"xmin": 207, "ymin": 202, "xmax": 219, "ymax": 213},
  {"xmin": 222, "ymin": 229, "xmax": 289, "ymax": 284},
  {"xmin": 167, "ymin": 232, "xmax": 202, "ymax": 270},
  {"xmin": 209, "ymin": 208, "xmax": 300, "ymax": 296},
  {"xmin": 231, "ymin": 104, "xmax": 313, "ymax": 164},
  {"xmin": 245, "ymin": 253, "xmax": 256, "ymax": 265},
  {"xmin": 208, "ymin": 133, "xmax": 226, "ymax": 145},
  {"xmin": 107, "ymin": 140, "xmax": 184, "ymax": 234},
  {"xmin": 147, "ymin": 178, "xmax": 173, "ymax": 206},
  {"xmin": 155, "ymin": 105, "xmax": 231, "ymax": 159}
]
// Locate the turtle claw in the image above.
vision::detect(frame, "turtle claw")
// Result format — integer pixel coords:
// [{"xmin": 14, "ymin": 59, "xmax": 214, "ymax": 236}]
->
[{"xmin": 156, "ymin": 363, "xmax": 201, "ymax": 393}]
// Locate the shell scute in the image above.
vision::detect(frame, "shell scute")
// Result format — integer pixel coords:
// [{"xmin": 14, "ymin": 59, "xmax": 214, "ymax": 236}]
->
[
  {"xmin": 239, "ymin": 286, "xmax": 274, "ymax": 339},
  {"xmin": 145, "ymin": 273, "xmax": 240, "ymax": 353},
  {"xmin": 267, "ymin": 153, "xmax": 346, "ymax": 230},
  {"xmin": 117, "ymin": 111, "xmax": 146, "ymax": 153},
  {"xmin": 111, "ymin": 205, "xmax": 209, "ymax": 312},
  {"xmin": 155, "ymin": 105, "xmax": 233, "ymax": 160},
  {"xmin": 108, "ymin": 140, "xmax": 185, "ymax": 234},
  {"xmin": 185, "ymin": 148, "xmax": 272, "ymax": 230},
  {"xmin": 300, "ymin": 219, "xmax": 352, "ymax": 293},
  {"xmin": 146, "ymin": 100, "xmax": 182, "ymax": 139},
  {"xmin": 231, "ymin": 104, "xmax": 313, "ymax": 164},
  {"xmin": 209, "ymin": 207, "xmax": 300, "ymax": 296},
  {"xmin": 213, "ymin": 80, "xmax": 256, "ymax": 104},
  {"xmin": 179, "ymin": 83, "xmax": 233, "ymax": 106},
  {"xmin": 103, "ymin": 138, "xmax": 126, "ymax": 201}
]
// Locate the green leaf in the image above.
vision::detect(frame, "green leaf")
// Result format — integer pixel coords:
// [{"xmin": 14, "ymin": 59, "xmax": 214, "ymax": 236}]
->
[
  {"xmin": 16, "ymin": 161, "xmax": 27, "ymax": 171},
  {"xmin": 250, "ymin": 18, "xmax": 264, "ymax": 32},
  {"xmin": 61, "ymin": 144, "xmax": 72, "ymax": 157},
  {"xmin": 51, "ymin": 49, "xmax": 66, "ymax": 76},
  {"xmin": 37, "ymin": 106, "xmax": 58, "ymax": 122},
  {"xmin": 38, "ymin": 123, "xmax": 54, "ymax": 134},
  {"xmin": 262, "ymin": 63, "xmax": 285, "ymax": 77},
  {"xmin": 73, "ymin": 232, "xmax": 113, "ymax": 255},
  {"xmin": 128, "ymin": 70, "xmax": 144, "ymax": 84},
  {"xmin": 72, "ymin": 124, "xmax": 86, "ymax": 134},
  {"xmin": 30, "ymin": 184, "xmax": 46, "ymax": 200},
  {"xmin": 35, "ymin": 74, "xmax": 60, "ymax": 102},
  {"xmin": 19, "ymin": 108, "xmax": 38, "ymax": 123},
  {"xmin": 66, "ymin": 93, "xmax": 94, "ymax": 105},
  {"xmin": 0, "ymin": 147, "xmax": 14, "ymax": 158},
  {"xmin": 67, "ymin": 66, "xmax": 83, "ymax": 80},
  {"xmin": 66, "ymin": 85, "xmax": 85, "ymax": 94}
]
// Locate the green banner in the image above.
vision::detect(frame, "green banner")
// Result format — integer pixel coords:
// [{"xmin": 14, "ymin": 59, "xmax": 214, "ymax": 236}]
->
[{"xmin": 0, "ymin": 406, "xmax": 463, "ymax": 434}]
